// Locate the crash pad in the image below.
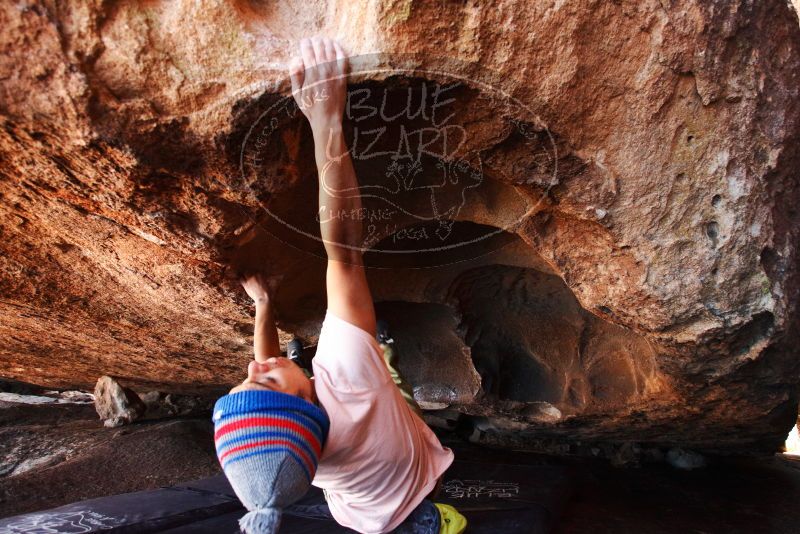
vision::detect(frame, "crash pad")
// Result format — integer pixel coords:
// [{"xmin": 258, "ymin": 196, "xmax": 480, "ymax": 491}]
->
[{"xmin": 0, "ymin": 452, "xmax": 572, "ymax": 533}]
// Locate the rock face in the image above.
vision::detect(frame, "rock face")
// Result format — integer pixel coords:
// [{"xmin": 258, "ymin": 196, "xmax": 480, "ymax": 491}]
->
[
  {"xmin": 0, "ymin": 399, "xmax": 219, "ymax": 518},
  {"xmin": 139, "ymin": 390, "xmax": 214, "ymax": 419},
  {"xmin": 93, "ymin": 376, "xmax": 146, "ymax": 428},
  {"xmin": 1, "ymin": 1, "xmax": 799, "ymax": 454}
]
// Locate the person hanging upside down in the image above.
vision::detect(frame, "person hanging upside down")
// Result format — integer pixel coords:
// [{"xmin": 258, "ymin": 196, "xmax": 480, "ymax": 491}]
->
[{"xmin": 211, "ymin": 36, "xmax": 466, "ymax": 534}]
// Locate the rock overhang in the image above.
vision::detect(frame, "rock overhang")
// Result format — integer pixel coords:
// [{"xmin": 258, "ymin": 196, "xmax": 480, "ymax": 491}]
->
[{"xmin": 0, "ymin": 0, "xmax": 799, "ymax": 455}]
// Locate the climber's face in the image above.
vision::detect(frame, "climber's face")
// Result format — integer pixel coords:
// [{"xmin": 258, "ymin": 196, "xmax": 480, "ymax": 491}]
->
[{"xmin": 230, "ymin": 357, "xmax": 316, "ymax": 404}]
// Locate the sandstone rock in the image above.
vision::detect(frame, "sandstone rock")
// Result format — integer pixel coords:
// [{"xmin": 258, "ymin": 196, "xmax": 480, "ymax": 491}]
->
[
  {"xmin": 522, "ymin": 402, "xmax": 563, "ymax": 424},
  {"xmin": 139, "ymin": 391, "xmax": 165, "ymax": 409},
  {"xmin": 0, "ymin": 379, "xmax": 44, "ymax": 396},
  {"xmin": 0, "ymin": 393, "xmax": 58, "ymax": 406},
  {"xmin": 610, "ymin": 442, "xmax": 643, "ymax": 468},
  {"xmin": 0, "ymin": 0, "xmax": 799, "ymax": 456},
  {"xmin": 93, "ymin": 376, "xmax": 146, "ymax": 428},
  {"xmin": 141, "ymin": 391, "xmax": 214, "ymax": 419},
  {"xmin": 52, "ymin": 390, "xmax": 95, "ymax": 404}
]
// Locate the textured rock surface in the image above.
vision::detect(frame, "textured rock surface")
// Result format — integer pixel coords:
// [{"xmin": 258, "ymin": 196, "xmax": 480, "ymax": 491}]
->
[
  {"xmin": 93, "ymin": 375, "xmax": 145, "ymax": 427},
  {"xmin": 0, "ymin": 398, "xmax": 219, "ymax": 518},
  {"xmin": 140, "ymin": 390, "xmax": 215, "ymax": 419},
  {"xmin": 1, "ymin": 0, "xmax": 799, "ymax": 454}
]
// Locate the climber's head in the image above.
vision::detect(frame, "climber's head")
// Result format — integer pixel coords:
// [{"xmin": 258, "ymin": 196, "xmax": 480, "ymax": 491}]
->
[
  {"xmin": 212, "ymin": 387, "xmax": 329, "ymax": 534},
  {"xmin": 231, "ymin": 357, "xmax": 316, "ymax": 404}
]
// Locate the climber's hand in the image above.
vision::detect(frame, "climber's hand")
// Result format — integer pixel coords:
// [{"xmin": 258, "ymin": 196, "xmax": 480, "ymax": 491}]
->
[
  {"xmin": 239, "ymin": 273, "xmax": 273, "ymax": 304},
  {"xmin": 289, "ymin": 36, "xmax": 348, "ymax": 129}
]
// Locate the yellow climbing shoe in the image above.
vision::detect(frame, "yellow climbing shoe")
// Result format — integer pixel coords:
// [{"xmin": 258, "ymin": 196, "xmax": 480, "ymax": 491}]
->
[{"xmin": 434, "ymin": 503, "xmax": 467, "ymax": 534}]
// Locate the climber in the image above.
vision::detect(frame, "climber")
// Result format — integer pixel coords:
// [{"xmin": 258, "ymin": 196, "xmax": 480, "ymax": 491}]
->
[{"xmin": 211, "ymin": 36, "xmax": 465, "ymax": 534}]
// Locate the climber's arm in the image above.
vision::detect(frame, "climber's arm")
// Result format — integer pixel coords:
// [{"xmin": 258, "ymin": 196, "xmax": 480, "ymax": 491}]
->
[
  {"xmin": 241, "ymin": 274, "xmax": 282, "ymax": 362},
  {"xmin": 312, "ymin": 121, "xmax": 377, "ymax": 337},
  {"xmin": 290, "ymin": 36, "xmax": 376, "ymax": 336}
]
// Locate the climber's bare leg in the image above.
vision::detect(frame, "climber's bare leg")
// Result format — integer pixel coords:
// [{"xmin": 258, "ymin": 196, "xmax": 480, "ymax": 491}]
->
[
  {"xmin": 240, "ymin": 273, "xmax": 282, "ymax": 362},
  {"xmin": 290, "ymin": 36, "xmax": 376, "ymax": 336}
]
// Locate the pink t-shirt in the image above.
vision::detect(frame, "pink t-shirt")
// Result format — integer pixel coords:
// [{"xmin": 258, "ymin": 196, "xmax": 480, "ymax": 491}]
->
[{"xmin": 311, "ymin": 310, "xmax": 454, "ymax": 534}]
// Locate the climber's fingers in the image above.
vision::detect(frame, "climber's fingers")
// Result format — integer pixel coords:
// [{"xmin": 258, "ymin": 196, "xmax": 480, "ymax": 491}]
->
[
  {"xmin": 311, "ymin": 36, "xmax": 327, "ymax": 70},
  {"xmin": 323, "ymin": 37, "xmax": 336, "ymax": 68},
  {"xmin": 333, "ymin": 40, "xmax": 347, "ymax": 76},
  {"xmin": 300, "ymin": 37, "xmax": 317, "ymax": 80},
  {"xmin": 289, "ymin": 56, "xmax": 304, "ymax": 97},
  {"xmin": 292, "ymin": 36, "xmax": 347, "ymax": 118}
]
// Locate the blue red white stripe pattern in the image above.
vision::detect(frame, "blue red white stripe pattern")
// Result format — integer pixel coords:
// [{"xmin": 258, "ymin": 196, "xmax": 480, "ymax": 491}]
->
[{"xmin": 212, "ymin": 390, "xmax": 329, "ymax": 483}]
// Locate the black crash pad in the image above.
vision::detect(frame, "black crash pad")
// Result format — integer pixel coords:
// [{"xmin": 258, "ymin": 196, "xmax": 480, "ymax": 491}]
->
[
  {"xmin": 0, "ymin": 485, "xmax": 242, "ymax": 533},
  {"xmin": 0, "ymin": 458, "xmax": 572, "ymax": 533}
]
